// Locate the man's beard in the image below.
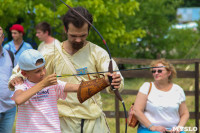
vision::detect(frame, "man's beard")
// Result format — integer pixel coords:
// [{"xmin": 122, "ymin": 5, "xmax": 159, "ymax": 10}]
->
[{"xmin": 72, "ymin": 42, "xmax": 84, "ymax": 50}]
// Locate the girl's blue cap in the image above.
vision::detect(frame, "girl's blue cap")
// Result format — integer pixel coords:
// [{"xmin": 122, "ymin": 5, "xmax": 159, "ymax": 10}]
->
[{"xmin": 18, "ymin": 49, "xmax": 45, "ymax": 71}]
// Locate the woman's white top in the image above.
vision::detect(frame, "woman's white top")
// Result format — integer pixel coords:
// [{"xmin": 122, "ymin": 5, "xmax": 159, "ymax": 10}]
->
[{"xmin": 139, "ymin": 82, "xmax": 185, "ymax": 128}]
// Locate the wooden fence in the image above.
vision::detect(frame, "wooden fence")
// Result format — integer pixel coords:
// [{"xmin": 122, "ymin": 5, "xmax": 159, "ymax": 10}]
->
[{"xmin": 102, "ymin": 58, "xmax": 200, "ymax": 133}]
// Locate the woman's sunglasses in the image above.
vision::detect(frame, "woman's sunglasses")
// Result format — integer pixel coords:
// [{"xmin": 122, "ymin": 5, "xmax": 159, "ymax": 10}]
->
[{"xmin": 151, "ymin": 70, "xmax": 163, "ymax": 73}]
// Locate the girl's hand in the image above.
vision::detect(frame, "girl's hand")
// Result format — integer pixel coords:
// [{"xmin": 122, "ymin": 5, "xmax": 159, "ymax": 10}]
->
[{"xmin": 40, "ymin": 74, "xmax": 57, "ymax": 87}]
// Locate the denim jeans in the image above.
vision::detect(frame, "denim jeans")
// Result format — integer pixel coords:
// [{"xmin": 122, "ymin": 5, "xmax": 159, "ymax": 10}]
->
[
  {"xmin": 0, "ymin": 107, "xmax": 16, "ymax": 133},
  {"xmin": 137, "ymin": 124, "xmax": 186, "ymax": 133}
]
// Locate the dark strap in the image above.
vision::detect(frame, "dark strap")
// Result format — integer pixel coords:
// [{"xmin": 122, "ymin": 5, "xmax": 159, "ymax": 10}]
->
[
  {"xmin": 6, "ymin": 50, "xmax": 14, "ymax": 68},
  {"xmin": 81, "ymin": 119, "xmax": 85, "ymax": 133},
  {"xmin": 15, "ymin": 41, "xmax": 24, "ymax": 55}
]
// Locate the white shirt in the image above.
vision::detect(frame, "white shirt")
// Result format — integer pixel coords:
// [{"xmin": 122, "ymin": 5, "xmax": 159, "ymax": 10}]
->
[
  {"xmin": 139, "ymin": 82, "xmax": 185, "ymax": 128},
  {"xmin": 37, "ymin": 39, "xmax": 60, "ymax": 55}
]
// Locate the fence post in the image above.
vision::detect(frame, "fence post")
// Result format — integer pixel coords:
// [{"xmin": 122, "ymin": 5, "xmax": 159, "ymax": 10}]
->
[
  {"xmin": 195, "ymin": 62, "xmax": 199, "ymax": 133},
  {"xmin": 115, "ymin": 95, "xmax": 120, "ymax": 133}
]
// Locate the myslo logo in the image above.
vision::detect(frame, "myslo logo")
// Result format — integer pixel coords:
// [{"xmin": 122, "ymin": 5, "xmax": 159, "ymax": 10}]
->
[{"xmin": 172, "ymin": 126, "xmax": 198, "ymax": 132}]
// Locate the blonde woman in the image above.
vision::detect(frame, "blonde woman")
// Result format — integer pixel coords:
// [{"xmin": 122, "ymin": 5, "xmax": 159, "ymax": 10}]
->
[{"xmin": 130, "ymin": 58, "xmax": 189, "ymax": 133}]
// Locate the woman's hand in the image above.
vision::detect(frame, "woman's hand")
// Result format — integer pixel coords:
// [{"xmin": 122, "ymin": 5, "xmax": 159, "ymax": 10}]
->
[
  {"xmin": 150, "ymin": 125, "xmax": 167, "ymax": 132},
  {"xmin": 128, "ymin": 105, "xmax": 134, "ymax": 125}
]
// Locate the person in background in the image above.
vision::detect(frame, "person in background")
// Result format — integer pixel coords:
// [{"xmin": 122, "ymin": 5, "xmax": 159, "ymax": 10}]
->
[
  {"xmin": 0, "ymin": 26, "xmax": 17, "ymax": 133},
  {"xmin": 3, "ymin": 24, "xmax": 33, "ymax": 62},
  {"xmin": 130, "ymin": 58, "xmax": 189, "ymax": 133},
  {"xmin": 7, "ymin": 22, "xmax": 59, "ymax": 86},
  {"xmin": 35, "ymin": 22, "xmax": 60, "ymax": 55}
]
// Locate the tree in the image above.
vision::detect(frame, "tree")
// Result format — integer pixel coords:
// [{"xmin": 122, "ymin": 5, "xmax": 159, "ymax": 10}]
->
[
  {"xmin": 181, "ymin": 0, "xmax": 200, "ymax": 7},
  {"xmin": 0, "ymin": 0, "xmax": 145, "ymax": 57},
  {"xmin": 166, "ymin": 26, "xmax": 200, "ymax": 59},
  {"xmin": 126, "ymin": 0, "xmax": 185, "ymax": 59}
]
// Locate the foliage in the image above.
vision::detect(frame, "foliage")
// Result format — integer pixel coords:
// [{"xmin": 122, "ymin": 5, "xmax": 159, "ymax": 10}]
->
[
  {"xmin": 0, "ymin": 0, "xmax": 145, "ymax": 57},
  {"xmin": 166, "ymin": 27, "xmax": 200, "ymax": 59},
  {"xmin": 181, "ymin": 0, "xmax": 200, "ymax": 7},
  {"xmin": 125, "ymin": 0, "xmax": 188, "ymax": 59},
  {"xmin": 1, "ymin": 0, "xmax": 200, "ymax": 59}
]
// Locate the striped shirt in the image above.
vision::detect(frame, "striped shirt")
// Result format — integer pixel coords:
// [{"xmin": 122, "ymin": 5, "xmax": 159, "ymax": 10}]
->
[{"xmin": 14, "ymin": 79, "xmax": 67, "ymax": 133}]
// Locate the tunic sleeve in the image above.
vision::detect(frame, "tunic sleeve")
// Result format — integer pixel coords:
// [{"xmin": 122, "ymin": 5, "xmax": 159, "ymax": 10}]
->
[
  {"xmin": 93, "ymin": 45, "xmax": 124, "ymax": 93},
  {"xmin": 43, "ymin": 53, "xmax": 55, "ymax": 76},
  {"xmin": 55, "ymin": 80, "xmax": 67, "ymax": 100}
]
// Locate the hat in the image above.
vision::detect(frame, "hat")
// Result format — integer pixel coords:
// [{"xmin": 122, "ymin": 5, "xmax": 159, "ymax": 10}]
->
[
  {"xmin": 19, "ymin": 49, "xmax": 45, "ymax": 71},
  {"xmin": 9, "ymin": 24, "xmax": 24, "ymax": 35}
]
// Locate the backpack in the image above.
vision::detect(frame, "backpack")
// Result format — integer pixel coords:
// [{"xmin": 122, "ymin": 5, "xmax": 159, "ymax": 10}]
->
[{"xmin": 6, "ymin": 50, "xmax": 14, "ymax": 68}]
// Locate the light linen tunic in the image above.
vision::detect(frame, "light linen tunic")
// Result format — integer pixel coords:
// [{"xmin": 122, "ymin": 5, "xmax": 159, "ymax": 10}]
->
[
  {"xmin": 44, "ymin": 41, "xmax": 124, "ymax": 119},
  {"xmin": 37, "ymin": 39, "xmax": 60, "ymax": 55}
]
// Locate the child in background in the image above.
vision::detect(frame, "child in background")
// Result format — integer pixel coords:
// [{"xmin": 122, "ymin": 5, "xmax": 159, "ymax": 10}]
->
[{"xmin": 12, "ymin": 49, "xmax": 80, "ymax": 133}]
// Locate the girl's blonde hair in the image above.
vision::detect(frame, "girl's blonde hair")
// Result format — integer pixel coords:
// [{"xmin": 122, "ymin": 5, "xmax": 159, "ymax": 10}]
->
[{"xmin": 150, "ymin": 58, "xmax": 177, "ymax": 82}]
